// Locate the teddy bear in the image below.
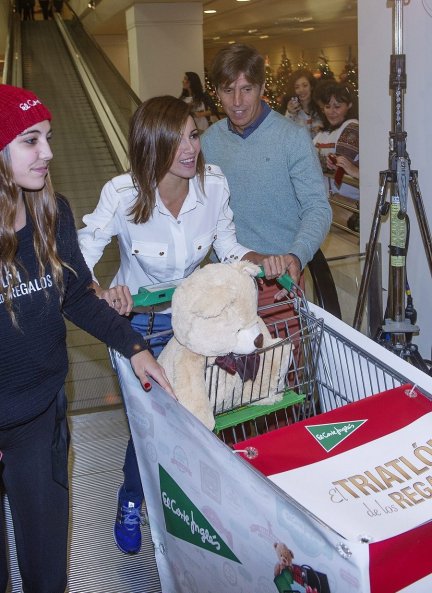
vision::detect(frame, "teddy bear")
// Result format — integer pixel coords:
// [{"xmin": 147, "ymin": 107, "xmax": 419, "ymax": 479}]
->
[
  {"xmin": 158, "ymin": 261, "xmax": 293, "ymax": 430},
  {"xmin": 273, "ymin": 542, "xmax": 319, "ymax": 593},
  {"xmin": 273, "ymin": 541, "xmax": 295, "ymax": 577}
]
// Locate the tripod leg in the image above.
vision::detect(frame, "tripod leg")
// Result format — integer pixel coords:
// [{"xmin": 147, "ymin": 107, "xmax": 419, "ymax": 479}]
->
[
  {"xmin": 353, "ymin": 172, "xmax": 389, "ymax": 330},
  {"xmin": 409, "ymin": 171, "xmax": 432, "ymax": 273},
  {"xmin": 405, "ymin": 344, "xmax": 431, "ymax": 375}
]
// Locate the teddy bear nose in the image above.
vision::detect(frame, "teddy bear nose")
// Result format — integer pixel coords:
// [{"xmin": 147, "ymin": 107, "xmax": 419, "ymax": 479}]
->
[{"xmin": 254, "ymin": 333, "xmax": 264, "ymax": 348}]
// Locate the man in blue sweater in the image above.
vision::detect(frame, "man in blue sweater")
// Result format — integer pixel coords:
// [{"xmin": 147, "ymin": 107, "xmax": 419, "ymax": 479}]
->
[{"xmin": 201, "ymin": 44, "xmax": 331, "ymax": 292}]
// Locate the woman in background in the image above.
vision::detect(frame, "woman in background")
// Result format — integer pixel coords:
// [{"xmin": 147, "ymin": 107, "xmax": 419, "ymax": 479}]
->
[
  {"xmin": 313, "ymin": 81, "xmax": 359, "ymax": 230},
  {"xmin": 180, "ymin": 71, "xmax": 219, "ymax": 132},
  {"xmin": 282, "ymin": 69, "xmax": 323, "ymax": 138}
]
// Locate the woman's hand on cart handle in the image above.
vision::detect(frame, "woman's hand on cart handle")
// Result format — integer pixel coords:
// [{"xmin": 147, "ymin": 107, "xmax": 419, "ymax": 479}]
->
[
  {"xmin": 92, "ymin": 281, "xmax": 134, "ymax": 316},
  {"xmin": 130, "ymin": 349, "xmax": 176, "ymax": 398}
]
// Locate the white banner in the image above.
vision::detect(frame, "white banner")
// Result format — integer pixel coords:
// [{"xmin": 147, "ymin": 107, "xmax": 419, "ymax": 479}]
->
[
  {"xmin": 270, "ymin": 413, "xmax": 432, "ymax": 541},
  {"xmin": 114, "ymin": 353, "xmax": 370, "ymax": 593}
]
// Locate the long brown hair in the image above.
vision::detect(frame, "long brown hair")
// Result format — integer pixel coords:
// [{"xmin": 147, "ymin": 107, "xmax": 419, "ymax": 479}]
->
[
  {"xmin": 128, "ymin": 95, "xmax": 205, "ymax": 224},
  {"xmin": 0, "ymin": 146, "xmax": 67, "ymax": 325}
]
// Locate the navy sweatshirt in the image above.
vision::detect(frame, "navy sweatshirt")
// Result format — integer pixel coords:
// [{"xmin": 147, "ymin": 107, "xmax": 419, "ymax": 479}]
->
[{"xmin": 0, "ymin": 195, "xmax": 147, "ymax": 429}]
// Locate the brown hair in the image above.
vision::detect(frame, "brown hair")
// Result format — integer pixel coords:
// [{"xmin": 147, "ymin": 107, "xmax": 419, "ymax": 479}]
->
[
  {"xmin": 313, "ymin": 80, "xmax": 358, "ymax": 125},
  {"xmin": 210, "ymin": 43, "xmax": 265, "ymax": 89},
  {"xmin": 128, "ymin": 95, "xmax": 205, "ymax": 224},
  {"xmin": 0, "ymin": 146, "xmax": 68, "ymax": 325}
]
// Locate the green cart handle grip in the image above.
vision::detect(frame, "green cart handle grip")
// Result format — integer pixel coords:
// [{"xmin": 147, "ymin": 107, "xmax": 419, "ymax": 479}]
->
[
  {"xmin": 132, "ymin": 266, "xmax": 296, "ymax": 308},
  {"xmin": 132, "ymin": 283, "xmax": 178, "ymax": 308},
  {"xmin": 256, "ymin": 266, "xmax": 295, "ymax": 292}
]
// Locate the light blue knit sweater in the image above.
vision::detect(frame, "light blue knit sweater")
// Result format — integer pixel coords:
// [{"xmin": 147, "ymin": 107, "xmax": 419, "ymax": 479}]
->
[{"xmin": 201, "ymin": 109, "xmax": 331, "ymax": 268}]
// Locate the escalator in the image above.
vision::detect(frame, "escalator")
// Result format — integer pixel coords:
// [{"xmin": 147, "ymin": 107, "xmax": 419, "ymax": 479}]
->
[{"xmin": 19, "ymin": 17, "xmax": 136, "ymax": 413}]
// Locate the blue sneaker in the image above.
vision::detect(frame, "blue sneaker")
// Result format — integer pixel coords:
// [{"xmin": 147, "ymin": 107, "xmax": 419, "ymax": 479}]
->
[{"xmin": 114, "ymin": 487, "xmax": 142, "ymax": 554}]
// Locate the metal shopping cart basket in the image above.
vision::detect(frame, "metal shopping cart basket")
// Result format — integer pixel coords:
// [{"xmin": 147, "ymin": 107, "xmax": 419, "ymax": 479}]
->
[
  {"xmin": 111, "ymin": 272, "xmax": 325, "ymax": 445},
  {"xmin": 110, "ymin": 267, "xmax": 432, "ymax": 450},
  {"xmin": 308, "ymin": 302, "xmax": 432, "ymax": 412}
]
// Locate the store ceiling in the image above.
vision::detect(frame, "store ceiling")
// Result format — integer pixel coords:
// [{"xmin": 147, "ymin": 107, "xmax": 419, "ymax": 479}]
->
[
  {"xmin": 201, "ymin": 0, "xmax": 357, "ymax": 49},
  {"xmin": 86, "ymin": 0, "xmax": 357, "ymax": 49}
]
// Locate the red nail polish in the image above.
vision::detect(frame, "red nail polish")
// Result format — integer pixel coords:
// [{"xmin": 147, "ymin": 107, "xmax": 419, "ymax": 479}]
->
[{"xmin": 144, "ymin": 382, "xmax": 152, "ymax": 392}]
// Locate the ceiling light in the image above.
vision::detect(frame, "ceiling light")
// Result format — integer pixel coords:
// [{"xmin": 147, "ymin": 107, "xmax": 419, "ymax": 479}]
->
[
  {"xmin": 204, "ymin": 9, "xmax": 217, "ymax": 14},
  {"xmin": 248, "ymin": 29, "xmax": 258, "ymax": 33},
  {"xmin": 259, "ymin": 35, "xmax": 269, "ymax": 39},
  {"xmin": 213, "ymin": 36, "xmax": 220, "ymax": 40},
  {"xmin": 237, "ymin": 0, "xmax": 251, "ymax": 2},
  {"xmin": 302, "ymin": 27, "xmax": 315, "ymax": 32},
  {"xmin": 228, "ymin": 40, "xmax": 236, "ymax": 44}
]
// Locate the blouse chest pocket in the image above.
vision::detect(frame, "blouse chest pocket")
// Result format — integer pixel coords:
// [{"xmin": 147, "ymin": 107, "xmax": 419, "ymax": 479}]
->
[
  {"xmin": 131, "ymin": 240, "xmax": 168, "ymax": 274},
  {"xmin": 192, "ymin": 230, "xmax": 217, "ymax": 264}
]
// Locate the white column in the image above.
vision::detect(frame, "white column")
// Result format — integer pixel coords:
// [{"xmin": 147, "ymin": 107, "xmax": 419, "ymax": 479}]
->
[
  {"xmin": 359, "ymin": 0, "xmax": 432, "ymax": 357},
  {"xmin": 126, "ymin": 2, "xmax": 204, "ymax": 100}
]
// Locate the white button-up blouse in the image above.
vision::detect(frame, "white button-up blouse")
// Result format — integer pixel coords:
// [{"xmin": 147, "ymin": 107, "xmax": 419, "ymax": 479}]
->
[{"xmin": 77, "ymin": 165, "xmax": 250, "ymax": 295}]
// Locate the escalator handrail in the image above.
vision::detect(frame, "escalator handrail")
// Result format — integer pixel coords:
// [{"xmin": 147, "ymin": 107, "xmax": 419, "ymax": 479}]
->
[
  {"xmin": 54, "ymin": 12, "xmax": 129, "ymax": 171},
  {"xmin": 3, "ymin": 7, "xmax": 22, "ymax": 87},
  {"xmin": 64, "ymin": 1, "xmax": 141, "ymax": 107}
]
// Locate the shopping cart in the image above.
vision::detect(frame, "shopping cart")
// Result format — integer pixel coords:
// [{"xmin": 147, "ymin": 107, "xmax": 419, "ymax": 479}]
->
[
  {"xmin": 114, "ymin": 270, "xmax": 429, "ymax": 446},
  {"xmin": 111, "ymin": 271, "xmax": 324, "ymax": 444}
]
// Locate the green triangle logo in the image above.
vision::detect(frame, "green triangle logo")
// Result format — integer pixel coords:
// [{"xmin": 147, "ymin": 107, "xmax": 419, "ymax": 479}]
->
[
  {"xmin": 159, "ymin": 465, "xmax": 241, "ymax": 563},
  {"xmin": 306, "ymin": 420, "xmax": 367, "ymax": 452}
]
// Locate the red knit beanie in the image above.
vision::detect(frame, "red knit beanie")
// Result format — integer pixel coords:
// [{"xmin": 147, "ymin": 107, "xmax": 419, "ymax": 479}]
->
[{"xmin": 0, "ymin": 84, "xmax": 52, "ymax": 151}]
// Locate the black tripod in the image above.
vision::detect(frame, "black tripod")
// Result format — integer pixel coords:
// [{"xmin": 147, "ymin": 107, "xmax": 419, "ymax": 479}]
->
[{"xmin": 353, "ymin": 0, "xmax": 432, "ymax": 373}]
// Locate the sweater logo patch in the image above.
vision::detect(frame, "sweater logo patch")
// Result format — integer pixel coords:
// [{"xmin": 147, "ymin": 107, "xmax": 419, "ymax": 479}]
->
[{"xmin": 0, "ymin": 268, "xmax": 53, "ymax": 304}]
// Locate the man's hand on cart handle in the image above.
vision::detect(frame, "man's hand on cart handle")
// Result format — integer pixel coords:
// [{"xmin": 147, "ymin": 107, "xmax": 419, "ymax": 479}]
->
[
  {"xmin": 255, "ymin": 256, "xmax": 302, "ymax": 301},
  {"xmin": 91, "ymin": 281, "xmax": 134, "ymax": 316},
  {"xmin": 245, "ymin": 253, "xmax": 301, "ymax": 284},
  {"xmin": 130, "ymin": 350, "xmax": 176, "ymax": 398}
]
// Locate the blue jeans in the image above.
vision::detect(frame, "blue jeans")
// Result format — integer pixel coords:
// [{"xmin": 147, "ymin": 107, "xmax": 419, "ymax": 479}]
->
[{"xmin": 122, "ymin": 313, "xmax": 172, "ymax": 502}]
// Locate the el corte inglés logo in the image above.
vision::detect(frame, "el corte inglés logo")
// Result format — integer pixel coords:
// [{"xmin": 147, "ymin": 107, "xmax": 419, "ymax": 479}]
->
[
  {"xmin": 306, "ymin": 420, "xmax": 367, "ymax": 452},
  {"xmin": 159, "ymin": 464, "xmax": 240, "ymax": 563}
]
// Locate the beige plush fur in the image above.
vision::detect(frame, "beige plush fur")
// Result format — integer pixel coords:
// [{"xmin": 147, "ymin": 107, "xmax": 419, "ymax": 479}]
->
[
  {"xmin": 273, "ymin": 542, "xmax": 295, "ymax": 577},
  {"xmin": 158, "ymin": 261, "xmax": 293, "ymax": 430}
]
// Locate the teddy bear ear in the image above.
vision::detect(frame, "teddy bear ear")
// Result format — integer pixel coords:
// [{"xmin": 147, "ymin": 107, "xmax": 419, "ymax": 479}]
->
[{"xmin": 234, "ymin": 260, "xmax": 261, "ymax": 277}]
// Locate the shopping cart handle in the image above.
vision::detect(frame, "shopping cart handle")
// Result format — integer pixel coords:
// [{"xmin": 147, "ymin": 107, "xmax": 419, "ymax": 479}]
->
[
  {"xmin": 256, "ymin": 266, "xmax": 295, "ymax": 292},
  {"xmin": 132, "ymin": 267, "xmax": 295, "ymax": 308},
  {"xmin": 132, "ymin": 280, "xmax": 181, "ymax": 308}
]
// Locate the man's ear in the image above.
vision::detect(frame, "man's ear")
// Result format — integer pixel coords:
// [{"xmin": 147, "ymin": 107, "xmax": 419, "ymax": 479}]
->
[{"xmin": 260, "ymin": 83, "xmax": 266, "ymax": 97}]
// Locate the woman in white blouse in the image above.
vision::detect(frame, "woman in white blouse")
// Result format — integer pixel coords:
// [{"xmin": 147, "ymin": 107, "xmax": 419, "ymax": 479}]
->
[{"xmin": 78, "ymin": 95, "xmax": 286, "ymax": 555}]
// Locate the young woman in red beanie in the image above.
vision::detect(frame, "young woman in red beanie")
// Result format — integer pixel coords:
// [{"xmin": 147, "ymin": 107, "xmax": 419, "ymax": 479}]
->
[{"xmin": 0, "ymin": 84, "xmax": 173, "ymax": 593}]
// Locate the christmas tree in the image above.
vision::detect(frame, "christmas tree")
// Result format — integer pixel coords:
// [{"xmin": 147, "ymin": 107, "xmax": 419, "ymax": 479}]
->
[
  {"xmin": 275, "ymin": 47, "xmax": 292, "ymax": 98},
  {"xmin": 264, "ymin": 56, "xmax": 278, "ymax": 109},
  {"xmin": 204, "ymin": 68, "xmax": 221, "ymax": 110},
  {"xmin": 339, "ymin": 48, "xmax": 358, "ymax": 96},
  {"xmin": 297, "ymin": 51, "xmax": 309, "ymax": 71},
  {"xmin": 315, "ymin": 52, "xmax": 335, "ymax": 80}
]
